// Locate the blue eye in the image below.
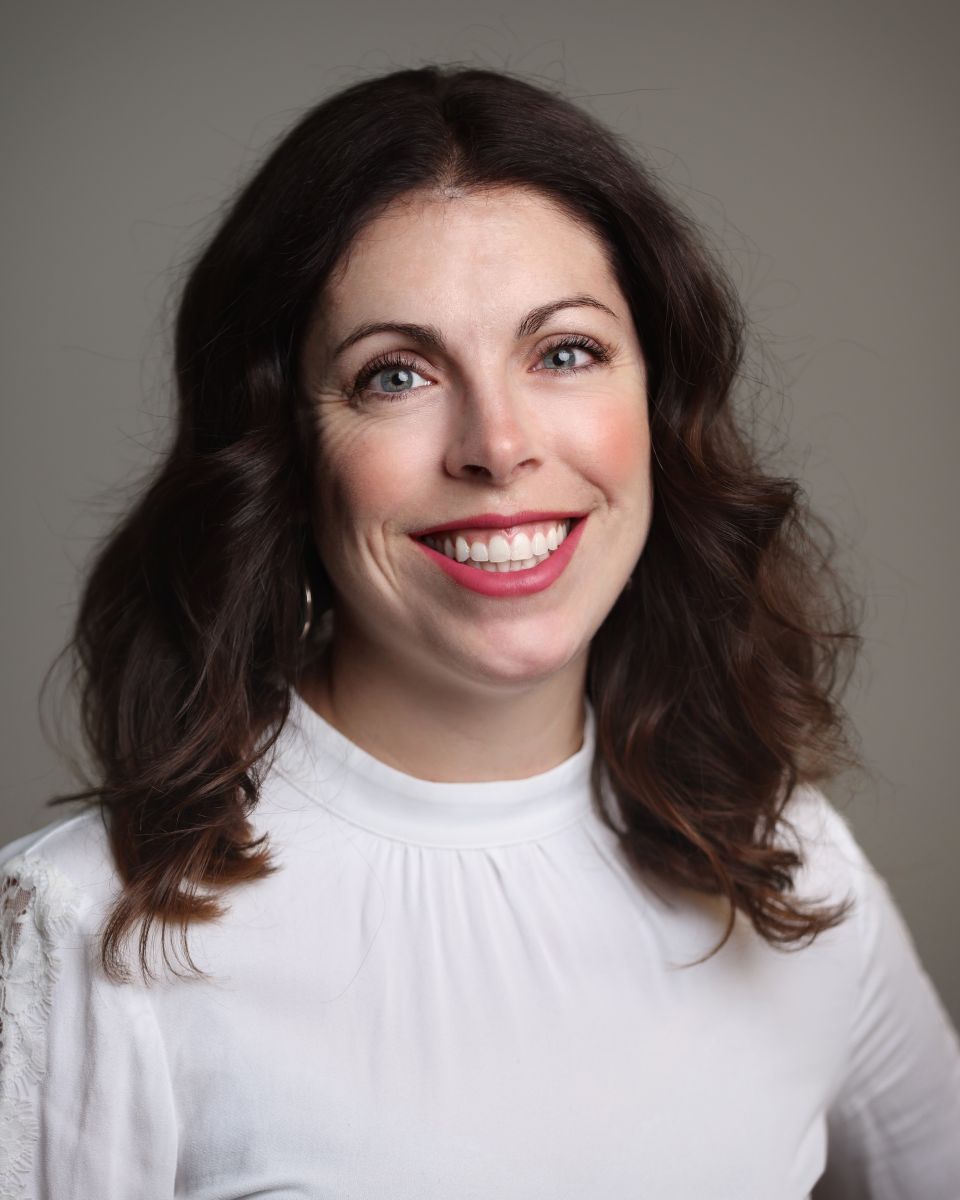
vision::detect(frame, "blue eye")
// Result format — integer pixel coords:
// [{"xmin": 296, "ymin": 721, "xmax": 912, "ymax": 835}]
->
[
  {"xmin": 543, "ymin": 346, "xmax": 579, "ymax": 369},
  {"xmin": 350, "ymin": 355, "xmax": 430, "ymax": 399},
  {"xmin": 540, "ymin": 343, "xmax": 592, "ymax": 371},
  {"xmin": 536, "ymin": 335, "xmax": 610, "ymax": 375},
  {"xmin": 349, "ymin": 334, "xmax": 610, "ymax": 402}
]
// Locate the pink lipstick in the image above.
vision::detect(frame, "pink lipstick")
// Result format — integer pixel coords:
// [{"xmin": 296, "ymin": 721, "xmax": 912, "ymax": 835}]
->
[{"xmin": 411, "ymin": 515, "xmax": 588, "ymax": 597}]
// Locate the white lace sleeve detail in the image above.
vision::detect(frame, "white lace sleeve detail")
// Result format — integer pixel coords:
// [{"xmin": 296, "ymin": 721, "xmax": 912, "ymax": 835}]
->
[{"xmin": 0, "ymin": 852, "xmax": 81, "ymax": 1200}]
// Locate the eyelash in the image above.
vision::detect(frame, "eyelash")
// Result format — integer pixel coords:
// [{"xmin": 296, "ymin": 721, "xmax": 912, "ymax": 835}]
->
[{"xmin": 347, "ymin": 334, "xmax": 612, "ymax": 401}]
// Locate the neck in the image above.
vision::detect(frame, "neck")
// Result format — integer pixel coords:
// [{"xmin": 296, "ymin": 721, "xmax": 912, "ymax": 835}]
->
[{"xmin": 297, "ymin": 625, "xmax": 589, "ymax": 784}]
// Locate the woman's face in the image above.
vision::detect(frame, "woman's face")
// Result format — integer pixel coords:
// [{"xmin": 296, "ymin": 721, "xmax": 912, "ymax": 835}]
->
[{"xmin": 300, "ymin": 186, "xmax": 652, "ymax": 698}]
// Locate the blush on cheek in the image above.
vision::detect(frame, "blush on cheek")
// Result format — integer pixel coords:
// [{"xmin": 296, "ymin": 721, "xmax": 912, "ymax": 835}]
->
[{"xmin": 579, "ymin": 408, "xmax": 651, "ymax": 484}]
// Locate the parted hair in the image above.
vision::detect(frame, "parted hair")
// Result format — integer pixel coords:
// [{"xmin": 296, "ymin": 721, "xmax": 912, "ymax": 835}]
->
[{"xmin": 46, "ymin": 63, "xmax": 864, "ymax": 982}]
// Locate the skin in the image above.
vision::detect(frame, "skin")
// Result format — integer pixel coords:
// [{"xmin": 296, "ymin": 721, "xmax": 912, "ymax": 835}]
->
[{"xmin": 297, "ymin": 185, "xmax": 653, "ymax": 782}]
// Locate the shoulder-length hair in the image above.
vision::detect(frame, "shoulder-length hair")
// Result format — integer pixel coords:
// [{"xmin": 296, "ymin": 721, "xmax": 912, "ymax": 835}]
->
[{"xmin": 47, "ymin": 63, "xmax": 864, "ymax": 982}]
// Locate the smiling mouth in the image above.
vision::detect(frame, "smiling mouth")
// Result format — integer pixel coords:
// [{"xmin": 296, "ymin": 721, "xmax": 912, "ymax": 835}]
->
[{"xmin": 415, "ymin": 516, "xmax": 581, "ymax": 572}]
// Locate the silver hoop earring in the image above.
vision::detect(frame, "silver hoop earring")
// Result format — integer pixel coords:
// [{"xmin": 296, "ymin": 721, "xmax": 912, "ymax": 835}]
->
[{"xmin": 298, "ymin": 577, "xmax": 314, "ymax": 642}]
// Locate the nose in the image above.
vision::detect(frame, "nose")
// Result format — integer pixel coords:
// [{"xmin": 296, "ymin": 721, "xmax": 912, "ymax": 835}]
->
[{"xmin": 443, "ymin": 373, "xmax": 543, "ymax": 485}]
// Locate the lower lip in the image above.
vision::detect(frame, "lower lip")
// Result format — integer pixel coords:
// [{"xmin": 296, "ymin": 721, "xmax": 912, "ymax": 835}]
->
[{"xmin": 410, "ymin": 517, "xmax": 588, "ymax": 597}]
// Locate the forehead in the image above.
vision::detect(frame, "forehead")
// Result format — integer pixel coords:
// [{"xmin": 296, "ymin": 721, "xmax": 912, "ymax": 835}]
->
[{"xmin": 323, "ymin": 187, "xmax": 619, "ymax": 324}]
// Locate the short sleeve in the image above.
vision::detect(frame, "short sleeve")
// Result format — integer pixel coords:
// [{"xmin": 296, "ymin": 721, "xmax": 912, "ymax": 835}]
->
[
  {"xmin": 810, "ymin": 805, "xmax": 960, "ymax": 1199},
  {"xmin": 0, "ymin": 849, "xmax": 178, "ymax": 1200}
]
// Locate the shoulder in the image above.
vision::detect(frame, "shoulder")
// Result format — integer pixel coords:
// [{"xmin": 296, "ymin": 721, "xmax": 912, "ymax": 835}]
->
[
  {"xmin": 775, "ymin": 781, "xmax": 876, "ymax": 916},
  {"xmin": 1, "ymin": 806, "xmax": 119, "ymax": 898},
  {"xmin": 1, "ymin": 807, "xmax": 117, "ymax": 976},
  {"xmin": 0, "ymin": 815, "xmax": 113, "ymax": 1170},
  {"xmin": 775, "ymin": 783, "xmax": 956, "ymax": 1049},
  {"xmin": 780, "ymin": 796, "xmax": 960, "ymax": 1191},
  {"xmin": 0, "ymin": 812, "xmax": 181, "ymax": 1195},
  {"xmin": 0, "ymin": 808, "xmax": 120, "ymax": 959}
]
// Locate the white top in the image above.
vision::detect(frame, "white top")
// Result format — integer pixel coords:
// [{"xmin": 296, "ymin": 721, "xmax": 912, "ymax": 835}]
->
[{"xmin": 1, "ymin": 691, "xmax": 958, "ymax": 1200}]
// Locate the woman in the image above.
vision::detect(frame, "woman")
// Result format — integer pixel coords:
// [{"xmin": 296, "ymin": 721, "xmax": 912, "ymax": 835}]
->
[{"xmin": 1, "ymin": 63, "xmax": 957, "ymax": 1198}]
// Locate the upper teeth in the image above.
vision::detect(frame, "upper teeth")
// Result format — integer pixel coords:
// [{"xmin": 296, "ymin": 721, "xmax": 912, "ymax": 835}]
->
[{"xmin": 421, "ymin": 519, "xmax": 572, "ymax": 567}]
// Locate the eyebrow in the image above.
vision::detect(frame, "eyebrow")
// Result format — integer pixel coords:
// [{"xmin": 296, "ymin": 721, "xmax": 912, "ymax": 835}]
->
[{"xmin": 330, "ymin": 293, "xmax": 621, "ymax": 360}]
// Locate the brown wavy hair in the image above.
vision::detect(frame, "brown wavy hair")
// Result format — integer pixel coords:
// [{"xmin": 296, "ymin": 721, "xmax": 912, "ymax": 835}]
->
[{"xmin": 44, "ymin": 63, "xmax": 865, "ymax": 983}]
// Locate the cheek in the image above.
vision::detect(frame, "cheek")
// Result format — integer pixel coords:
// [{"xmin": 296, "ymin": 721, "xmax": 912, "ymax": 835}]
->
[
  {"xmin": 315, "ymin": 419, "xmax": 434, "ymax": 543},
  {"xmin": 576, "ymin": 401, "xmax": 651, "ymax": 491}
]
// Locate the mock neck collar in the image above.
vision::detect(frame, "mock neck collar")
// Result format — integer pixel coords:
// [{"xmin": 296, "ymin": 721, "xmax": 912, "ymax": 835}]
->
[{"xmin": 273, "ymin": 689, "xmax": 596, "ymax": 848}]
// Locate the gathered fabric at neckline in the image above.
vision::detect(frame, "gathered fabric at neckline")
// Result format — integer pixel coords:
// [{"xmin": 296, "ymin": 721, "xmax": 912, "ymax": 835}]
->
[{"xmin": 271, "ymin": 689, "xmax": 597, "ymax": 849}]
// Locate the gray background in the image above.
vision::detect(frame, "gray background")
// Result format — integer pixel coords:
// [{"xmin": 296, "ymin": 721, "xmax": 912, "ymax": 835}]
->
[{"xmin": 2, "ymin": 2, "xmax": 957, "ymax": 1024}]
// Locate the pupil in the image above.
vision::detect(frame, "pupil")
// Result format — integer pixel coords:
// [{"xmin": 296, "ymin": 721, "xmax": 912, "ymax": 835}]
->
[
  {"xmin": 553, "ymin": 348, "xmax": 574, "ymax": 367},
  {"xmin": 385, "ymin": 368, "xmax": 412, "ymax": 391}
]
